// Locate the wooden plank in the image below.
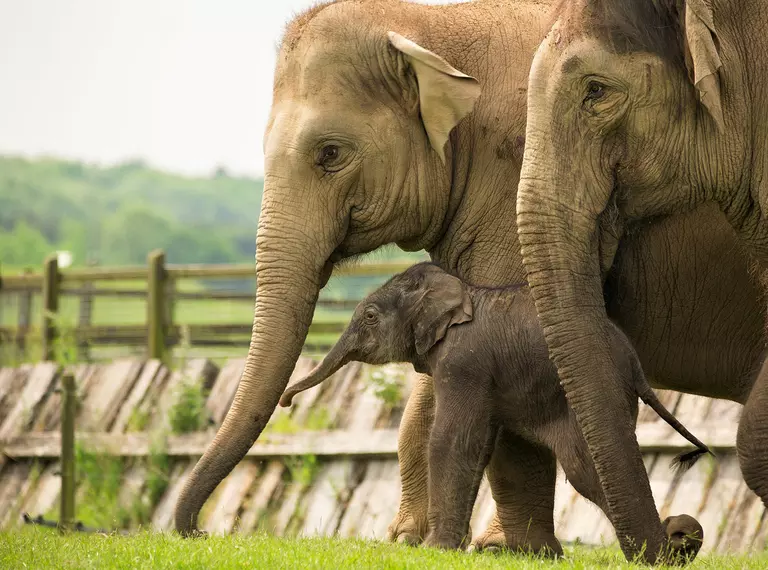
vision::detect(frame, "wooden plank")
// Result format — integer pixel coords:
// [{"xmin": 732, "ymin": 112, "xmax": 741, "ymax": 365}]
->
[
  {"xmin": 0, "ymin": 429, "xmax": 401, "ymax": 460},
  {"xmin": 201, "ymin": 461, "xmax": 261, "ymax": 535},
  {"xmin": 31, "ymin": 364, "xmax": 93, "ymax": 432},
  {"xmin": 469, "ymin": 476, "xmax": 496, "ymax": 541},
  {"xmin": 1, "ymin": 421, "xmax": 742, "ymax": 461},
  {"xmin": 299, "ymin": 461, "xmax": 363, "ymax": 537},
  {"xmin": 706, "ymin": 399, "xmax": 743, "ymax": 424},
  {"xmin": 272, "ymin": 480, "xmax": 307, "ymax": 536},
  {"xmin": 151, "ymin": 460, "xmax": 196, "ymax": 531},
  {"xmin": 0, "ymin": 462, "xmax": 32, "ymax": 529},
  {"xmin": 236, "ymin": 461, "xmax": 285, "ymax": 534},
  {"xmin": 0, "ymin": 365, "xmax": 31, "ymax": 421},
  {"xmin": 718, "ymin": 482, "xmax": 765, "ymax": 553},
  {"xmin": 111, "ymin": 359, "xmax": 165, "ymax": 433},
  {"xmin": 77, "ymin": 359, "xmax": 144, "ymax": 431},
  {"xmin": 696, "ymin": 456, "xmax": 746, "ymax": 553},
  {"xmin": 17, "ymin": 462, "xmax": 61, "ymax": 521},
  {"xmin": 359, "ymin": 460, "xmax": 401, "ymax": 540},
  {"xmin": 0, "ymin": 362, "xmax": 58, "ymax": 440},
  {"xmin": 337, "ymin": 460, "xmax": 387, "ymax": 538},
  {"xmin": 205, "ymin": 358, "xmax": 245, "ymax": 426}
]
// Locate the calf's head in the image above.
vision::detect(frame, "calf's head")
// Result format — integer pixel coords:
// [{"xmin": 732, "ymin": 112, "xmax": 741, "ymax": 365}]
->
[{"xmin": 279, "ymin": 263, "xmax": 473, "ymax": 406}]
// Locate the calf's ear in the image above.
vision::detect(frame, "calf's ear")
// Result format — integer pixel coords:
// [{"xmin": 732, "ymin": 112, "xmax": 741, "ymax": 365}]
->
[{"xmin": 411, "ymin": 268, "xmax": 473, "ymax": 355}]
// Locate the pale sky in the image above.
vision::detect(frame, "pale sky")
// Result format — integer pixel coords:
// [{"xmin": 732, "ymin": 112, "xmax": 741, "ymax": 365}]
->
[{"xmin": 0, "ymin": 0, "xmax": 460, "ymax": 178}]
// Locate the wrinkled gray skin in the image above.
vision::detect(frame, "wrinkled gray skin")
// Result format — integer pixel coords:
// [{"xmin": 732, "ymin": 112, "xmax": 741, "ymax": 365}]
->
[
  {"xmin": 174, "ymin": 0, "xmax": 765, "ymax": 559},
  {"xmin": 517, "ymin": 0, "xmax": 768, "ymax": 564},
  {"xmin": 280, "ymin": 262, "xmax": 708, "ymax": 560}
]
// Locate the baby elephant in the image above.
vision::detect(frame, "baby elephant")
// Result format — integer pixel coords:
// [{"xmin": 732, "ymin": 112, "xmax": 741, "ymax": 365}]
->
[{"xmin": 280, "ymin": 262, "xmax": 709, "ymax": 558}]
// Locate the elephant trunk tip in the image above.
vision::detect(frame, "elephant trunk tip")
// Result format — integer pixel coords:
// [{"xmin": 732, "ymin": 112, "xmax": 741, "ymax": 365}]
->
[{"xmin": 278, "ymin": 391, "xmax": 295, "ymax": 407}]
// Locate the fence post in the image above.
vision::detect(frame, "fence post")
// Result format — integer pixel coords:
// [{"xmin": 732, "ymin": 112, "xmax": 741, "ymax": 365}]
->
[
  {"xmin": 41, "ymin": 255, "xmax": 60, "ymax": 361},
  {"xmin": 59, "ymin": 372, "xmax": 76, "ymax": 533},
  {"xmin": 147, "ymin": 249, "xmax": 166, "ymax": 360},
  {"xmin": 77, "ymin": 258, "xmax": 97, "ymax": 362}
]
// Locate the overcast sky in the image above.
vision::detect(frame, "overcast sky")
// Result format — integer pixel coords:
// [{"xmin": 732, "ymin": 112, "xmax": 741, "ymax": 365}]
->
[{"xmin": 0, "ymin": 0, "xmax": 461, "ymax": 178}]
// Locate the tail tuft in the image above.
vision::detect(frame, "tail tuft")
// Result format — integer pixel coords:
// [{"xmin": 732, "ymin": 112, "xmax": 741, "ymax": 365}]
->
[{"xmin": 669, "ymin": 447, "xmax": 713, "ymax": 474}]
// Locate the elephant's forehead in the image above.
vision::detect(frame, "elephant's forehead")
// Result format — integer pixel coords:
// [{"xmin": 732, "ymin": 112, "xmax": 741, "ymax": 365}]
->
[{"xmin": 264, "ymin": 103, "xmax": 320, "ymax": 154}]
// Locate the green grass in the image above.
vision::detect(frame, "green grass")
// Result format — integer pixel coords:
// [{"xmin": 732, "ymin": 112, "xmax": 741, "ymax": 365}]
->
[{"xmin": 1, "ymin": 528, "xmax": 765, "ymax": 569}]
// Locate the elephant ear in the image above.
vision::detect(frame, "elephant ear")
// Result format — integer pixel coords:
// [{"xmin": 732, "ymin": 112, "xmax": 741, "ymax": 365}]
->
[
  {"xmin": 388, "ymin": 31, "xmax": 482, "ymax": 164},
  {"xmin": 411, "ymin": 267, "xmax": 473, "ymax": 356},
  {"xmin": 682, "ymin": 0, "xmax": 724, "ymax": 131}
]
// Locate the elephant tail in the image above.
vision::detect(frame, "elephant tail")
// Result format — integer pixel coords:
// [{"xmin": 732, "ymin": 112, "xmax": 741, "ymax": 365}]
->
[{"xmin": 632, "ymin": 362, "xmax": 714, "ymax": 474}]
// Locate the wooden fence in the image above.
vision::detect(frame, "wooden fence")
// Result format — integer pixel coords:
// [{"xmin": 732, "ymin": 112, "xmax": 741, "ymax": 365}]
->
[
  {"xmin": 0, "ymin": 251, "xmax": 415, "ymax": 364},
  {"xmin": 0, "ymin": 357, "xmax": 766, "ymax": 554}
]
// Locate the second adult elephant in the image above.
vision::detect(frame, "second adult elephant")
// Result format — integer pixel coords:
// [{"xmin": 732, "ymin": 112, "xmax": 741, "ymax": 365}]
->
[
  {"xmin": 516, "ymin": 0, "xmax": 768, "ymax": 563},
  {"xmin": 173, "ymin": 0, "xmax": 766, "ymax": 558}
]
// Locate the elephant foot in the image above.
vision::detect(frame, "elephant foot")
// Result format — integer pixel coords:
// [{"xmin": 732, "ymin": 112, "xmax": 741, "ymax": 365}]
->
[
  {"xmin": 422, "ymin": 531, "xmax": 470, "ymax": 550},
  {"xmin": 470, "ymin": 527, "xmax": 562, "ymax": 558},
  {"xmin": 660, "ymin": 514, "xmax": 704, "ymax": 564},
  {"xmin": 178, "ymin": 528, "xmax": 209, "ymax": 539},
  {"xmin": 386, "ymin": 512, "xmax": 427, "ymax": 546},
  {"xmin": 469, "ymin": 526, "xmax": 507, "ymax": 553}
]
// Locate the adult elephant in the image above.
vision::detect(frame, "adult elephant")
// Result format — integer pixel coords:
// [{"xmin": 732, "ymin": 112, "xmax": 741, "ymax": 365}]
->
[
  {"xmin": 517, "ymin": 0, "xmax": 768, "ymax": 564},
  {"xmin": 175, "ymin": 0, "xmax": 558, "ymax": 549},
  {"xmin": 174, "ymin": 0, "xmax": 764, "ymax": 559}
]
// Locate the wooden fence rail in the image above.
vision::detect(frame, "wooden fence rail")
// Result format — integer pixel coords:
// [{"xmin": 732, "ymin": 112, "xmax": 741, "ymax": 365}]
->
[{"xmin": 0, "ymin": 252, "xmax": 415, "ymax": 363}]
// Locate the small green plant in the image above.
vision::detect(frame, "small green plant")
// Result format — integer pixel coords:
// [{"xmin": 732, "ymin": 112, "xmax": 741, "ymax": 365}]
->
[
  {"xmin": 285, "ymin": 454, "xmax": 319, "ymax": 486},
  {"xmin": 368, "ymin": 368, "xmax": 403, "ymax": 411},
  {"xmin": 265, "ymin": 413, "xmax": 300, "ymax": 435},
  {"xmin": 168, "ymin": 379, "xmax": 210, "ymax": 434},
  {"xmin": 125, "ymin": 408, "xmax": 150, "ymax": 432},
  {"xmin": 305, "ymin": 406, "xmax": 333, "ymax": 431},
  {"xmin": 73, "ymin": 443, "xmax": 125, "ymax": 529}
]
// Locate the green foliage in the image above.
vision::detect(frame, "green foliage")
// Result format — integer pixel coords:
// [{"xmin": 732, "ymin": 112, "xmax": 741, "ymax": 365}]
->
[
  {"xmin": 72, "ymin": 444, "xmax": 125, "ymax": 529},
  {"xmin": 168, "ymin": 380, "xmax": 210, "ymax": 435},
  {"xmin": 368, "ymin": 368, "xmax": 404, "ymax": 411},
  {"xmin": 0, "ymin": 155, "xmax": 426, "ymax": 269},
  {"xmin": 285, "ymin": 454, "xmax": 319, "ymax": 486},
  {"xmin": 4, "ymin": 529, "xmax": 768, "ymax": 570}
]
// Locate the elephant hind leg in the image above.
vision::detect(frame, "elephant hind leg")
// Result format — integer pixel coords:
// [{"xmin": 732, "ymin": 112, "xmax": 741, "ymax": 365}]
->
[
  {"xmin": 472, "ymin": 431, "xmax": 562, "ymax": 557},
  {"xmin": 737, "ymin": 357, "xmax": 768, "ymax": 508}
]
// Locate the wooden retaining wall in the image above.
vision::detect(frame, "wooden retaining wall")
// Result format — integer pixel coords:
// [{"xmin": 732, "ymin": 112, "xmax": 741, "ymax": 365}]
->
[{"xmin": 0, "ymin": 358, "xmax": 765, "ymax": 554}]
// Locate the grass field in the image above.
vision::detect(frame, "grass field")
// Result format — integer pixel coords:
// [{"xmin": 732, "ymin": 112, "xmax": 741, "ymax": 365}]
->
[{"xmin": 2, "ymin": 528, "xmax": 766, "ymax": 570}]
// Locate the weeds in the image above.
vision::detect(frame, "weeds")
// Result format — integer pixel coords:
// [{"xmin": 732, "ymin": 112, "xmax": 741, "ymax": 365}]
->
[
  {"xmin": 285, "ymin": 454, "xmax": 319, "ymax": 486},
  {"xmin": 168, "ymin": 379, "xmax": 209, "ymax": 434},
  {"xmin": 368, "ymin": 367, "xmax": 403, "ymax": 411}
]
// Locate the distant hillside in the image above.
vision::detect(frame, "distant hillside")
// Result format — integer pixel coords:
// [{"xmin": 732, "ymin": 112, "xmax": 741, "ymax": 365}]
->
[{"xmin": 0, "ymin": 156, "xmax": 423, "ymax": 269}]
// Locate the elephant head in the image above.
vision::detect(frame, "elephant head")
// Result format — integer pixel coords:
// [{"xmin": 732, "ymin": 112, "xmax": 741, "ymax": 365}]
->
[
  {"xmin": 516, "ymin": 0, "xmax": 749, "ymax": 562},
  {"xmin": 279, "ymin": 262, "xmax": 473, "ymax": 407},
  {"xmin": 175, "ymin": 4, "xmax": 481, "ymax": 534}
]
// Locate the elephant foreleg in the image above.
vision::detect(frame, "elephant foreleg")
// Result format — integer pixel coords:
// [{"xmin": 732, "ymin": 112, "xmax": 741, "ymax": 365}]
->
[
  {"xmin": 472, "ymin": 431, "xmax": 562, "ymax": 557},
  {"xmin": 423, "ymin": 379, "xmax": 496, "ymax": 550},
  {"xmin": 387, "ymin": 372, "xmax": 434, "ymax": 545},
  {"xmin": 737, "ymin": 355, "xmax": 768, "ymax": 510}
]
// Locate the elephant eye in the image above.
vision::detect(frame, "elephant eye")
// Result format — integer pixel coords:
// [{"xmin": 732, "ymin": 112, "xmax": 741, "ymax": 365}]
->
[
  {"xmin": 584, "ymin": 81, "xmax": 606, "ymax": 101},
  {"xmin": 363, "ymin": 309, "xmax": 378, "ymax": 325},
  {"xmin": 317, "ymin": 144, "xmax": 340, "ymax": 169}
]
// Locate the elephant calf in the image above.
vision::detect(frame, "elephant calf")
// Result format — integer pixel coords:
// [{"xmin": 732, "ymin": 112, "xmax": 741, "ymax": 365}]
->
[{"xmin": 280, "ymin": 262, "xmax": 708, "ymax": 558}]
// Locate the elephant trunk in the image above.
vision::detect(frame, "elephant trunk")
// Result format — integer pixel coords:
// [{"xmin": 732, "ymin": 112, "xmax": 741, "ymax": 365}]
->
[
  {"xmin": 279, "ymin": 326, "xmax": 358, "ymax": 407},
  {"xmin": 174, "ymin": 193, "xmax": 335, "ymax": 535},
  {"xmin": 516, "ymin": 122, "xmax": 668, "ymax": 562}
]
